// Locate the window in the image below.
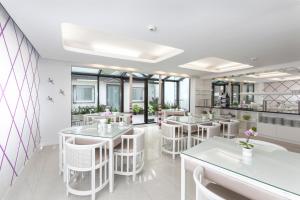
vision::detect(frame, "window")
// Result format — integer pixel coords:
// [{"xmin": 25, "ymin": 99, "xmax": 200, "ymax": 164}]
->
[
  {"xmin": 106, "ymin": 84, "xmax": 121, "ymax": 111},
  {"xmin": 132, "ymin": 87, "xmax": 144, "ymax": 101},
  {"xmin": 73, "ymin": 85, "xmax": 95, "ymax": 103},
  {"xmin": 244, "ymin": 83, "xmax": 254, "ymax": 104},
  {"xmin": 179, "ymin": 78, "xmax": 190, "ymax": 110},
  {"xmin": 164, "ymin": 81, "xmax": 177, "ymax": 106}
]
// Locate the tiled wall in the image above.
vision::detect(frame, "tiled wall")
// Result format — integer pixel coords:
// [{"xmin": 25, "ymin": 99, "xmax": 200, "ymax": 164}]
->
[
  {"xmin": 263, "ymin": 80, "xmax": 300, "ymax": 107},
  {"xmin": 0, "ymin": 4, "xmax": 40, "ymax": 197}
]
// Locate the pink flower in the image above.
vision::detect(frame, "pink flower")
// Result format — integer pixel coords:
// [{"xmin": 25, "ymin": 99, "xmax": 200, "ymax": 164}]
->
[{"xmin": 244, "ymin": 129, "xmax": 258, "ymax": 137}]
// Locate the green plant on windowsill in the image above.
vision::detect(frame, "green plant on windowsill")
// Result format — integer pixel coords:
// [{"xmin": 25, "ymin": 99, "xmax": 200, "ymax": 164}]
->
[
  {"xmin": 96, "ymin": 104, "xmax": 106, "ymax": 112},
  {"xmin": 133, "ymin": 104, "xmax": 141, "ymax": 115},
  {"xmin": 232, "ymin": 102, "xmax": 239, "ymax": 107},
  {"xmin": 148, "ymin": 104, "xmax": 155, "ymax": 115}
]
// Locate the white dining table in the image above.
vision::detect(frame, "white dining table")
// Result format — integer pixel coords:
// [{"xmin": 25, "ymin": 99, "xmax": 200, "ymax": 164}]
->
[
  {"xmin": 165, "ymin": 116, "xmax": 212, "ymax": 148},
  {"xmin": 162, "ymin": 109, "xmax": 186, "ymax": 118},
  {"xmin": 83, "ymin": 112, "xmax": 123, "ymax": 124},
  {"xmin": 181, "ymin": 137, "xmax": 300, "ymax": 200},
  {"xmin": 59, "ymin": 123, "xmax": 133, "ymax": 193}
]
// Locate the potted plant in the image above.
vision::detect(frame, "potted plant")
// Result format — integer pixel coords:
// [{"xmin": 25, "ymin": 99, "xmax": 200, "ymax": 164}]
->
[
  {"xmin": 242, "ymin": 114, "xmax": 251, "ymax": 121},
  {"xmin": 239, "ymin": 127, "xmax": 258, "ymax": 157},
  {"xmin": 201, "ymin": 111, "xmax": 208, "ymax": 120},
  {"xmin": 242, "ymin": 114, "xmax": 251, "ymax": 130},
  {"xmin": 106, "ymin": 118, "xmax": 112, "ymax": 129},
  {"xmin": 132, "ymin": 104, "xmax": 141, "ymax": 115},
  {"xmin": 207, "ymin": 110, "xmax": 214, "ymax": 120}
]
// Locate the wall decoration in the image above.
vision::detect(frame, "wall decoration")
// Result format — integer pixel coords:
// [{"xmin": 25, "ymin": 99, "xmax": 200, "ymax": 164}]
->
[{"xmin": 0, "ymin": 4, "xmax": 40, "ymax": 196}]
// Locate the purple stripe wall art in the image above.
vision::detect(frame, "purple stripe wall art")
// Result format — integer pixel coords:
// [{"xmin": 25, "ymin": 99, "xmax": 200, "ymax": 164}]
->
[{"xmin": 0, "ymin": 4, "xmax": 40, "ymax": 196}]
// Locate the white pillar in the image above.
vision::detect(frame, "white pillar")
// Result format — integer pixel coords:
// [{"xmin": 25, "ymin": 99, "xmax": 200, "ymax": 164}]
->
[
  {"xmin": 129, "ymin": 73, "xmax": 133, "ymax": 124},
  {"xmin": 158, "ymin": 75, "xmax": 162, "ymax": 128}
]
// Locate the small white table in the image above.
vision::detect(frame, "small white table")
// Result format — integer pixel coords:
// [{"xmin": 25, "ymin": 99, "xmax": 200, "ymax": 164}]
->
[
  {"xmin": 59, "ymin": 123, "xmax": 132, "ymax": 193},
  {"xmin": 181, "ymin": 137, "xmax": 300, "ymax": 200}
]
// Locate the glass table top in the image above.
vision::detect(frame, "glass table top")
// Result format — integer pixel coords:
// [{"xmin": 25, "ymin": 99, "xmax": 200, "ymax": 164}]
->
[
  {"xmin": 166, "ymin": 116, "xmax": 212, "ymax": 124},
  {"xmin": 61, "ymin": 123, "xmax": 132, "ymax": 139},
  {"xmin": 182, "ymin": 137, "xmax": 300, "ymax": 196}
]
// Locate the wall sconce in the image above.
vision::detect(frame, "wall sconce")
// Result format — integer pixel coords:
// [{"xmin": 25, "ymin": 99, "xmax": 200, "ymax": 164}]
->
[
  {"xmin": 47, "ymin": 96, "xmax": 54, "ymax": 102},
  {"xmin": 59, "ymin": 89, "xmax": 65, "ymax": 95},
  {"xmin": 48, "ymin": 77, "xmax": 54, "ymax": 84}
]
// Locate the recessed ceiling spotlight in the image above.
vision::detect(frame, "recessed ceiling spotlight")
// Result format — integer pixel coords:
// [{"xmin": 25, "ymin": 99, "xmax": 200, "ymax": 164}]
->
[{"xmin": 147, "ymin": 25, "xmax": 157, "ymax": 32}]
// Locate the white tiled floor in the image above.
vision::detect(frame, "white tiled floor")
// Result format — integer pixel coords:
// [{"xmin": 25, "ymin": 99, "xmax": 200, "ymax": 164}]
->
[
  {"xmin": 3, "ymin": 124, "xmax": 300, "ymax": 200},
  {"xmin": 3, "ymin": 125, "xmax": 195, "ymax": 200}
]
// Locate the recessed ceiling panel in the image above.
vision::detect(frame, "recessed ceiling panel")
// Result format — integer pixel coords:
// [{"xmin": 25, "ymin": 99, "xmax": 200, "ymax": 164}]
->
[
  {"xmin": 246, "ymin": 71, "xmax": 290, "ymax": 78},
  {"xmin": 62, "ymin": 23, "xmax": 184, "ymax": 63},
  {"xmin": 179, "ymin": 57, "xmax": 253, "ymax": 73}
]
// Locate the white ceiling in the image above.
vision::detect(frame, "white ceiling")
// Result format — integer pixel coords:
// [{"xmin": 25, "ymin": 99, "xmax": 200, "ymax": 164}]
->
[{"xmin": 1, "ymin": 0, "xmax": 300, "ymax": 77}]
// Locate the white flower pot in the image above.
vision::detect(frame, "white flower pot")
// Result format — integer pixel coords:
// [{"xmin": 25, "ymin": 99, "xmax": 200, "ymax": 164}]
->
[{"xmin": 242, "ymin": 147, "xmax": 253, "ymax": 157}]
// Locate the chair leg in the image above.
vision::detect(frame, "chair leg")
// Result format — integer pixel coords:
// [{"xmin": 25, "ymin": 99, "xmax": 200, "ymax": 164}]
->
[
  {"xmin": 66, "ymin": 168, "xmax": 69, "ymax": 197},
  {"xmin": 132, "ymin": 155, "xmax": 137, "ymax": 181},
  {"xmin": 172, "ymin": 140, "xmax": 175, "ymax": 159},
  {"xmin": 91, "ymin": 168, "xmax": 95, "ymax": 200}
]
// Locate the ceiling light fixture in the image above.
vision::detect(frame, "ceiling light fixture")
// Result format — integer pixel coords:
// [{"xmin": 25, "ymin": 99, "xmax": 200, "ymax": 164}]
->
[
  {"xmin": 62, "ymin": 23, "xmax": 183, "ymax": 63},
  {"xmin": 155, "ymin": 71, "xmax": 166, "ymax": 75},
  {"xmin": 246, "ymin": 71, "xmax": 290, "ymax": 78},
  {"xmin": 179, "ymin": 57, "xmax": 253, "ymax": 73},
  {"xmin": 243, "ymin": 80, "xmax": 256, "ymax": 83},
  {"xmin": 89, "ymin": 64, "xmax": 137, "ymax": 72},
  {"xmin": 269, "ymin": 76, "xmax": 300, "ymax": 81},
  {"xmin": 92, "ymin": 44, "xmax": 141, "ymax": 58}
]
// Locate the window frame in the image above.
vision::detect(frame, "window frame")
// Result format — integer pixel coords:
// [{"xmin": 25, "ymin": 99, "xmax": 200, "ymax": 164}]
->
[
  {"xmin": 132, "ymin": 87, "xmax": 145, "ymax": 102},
  {"xmin": 72, "ymin": 85, "xmax": 95, "ymax": 104}
]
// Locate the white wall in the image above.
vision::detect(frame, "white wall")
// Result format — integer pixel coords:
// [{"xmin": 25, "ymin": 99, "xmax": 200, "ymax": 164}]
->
[{"xmin": 39, "ymin": 58, "xmax": 71, "ymax": 146}]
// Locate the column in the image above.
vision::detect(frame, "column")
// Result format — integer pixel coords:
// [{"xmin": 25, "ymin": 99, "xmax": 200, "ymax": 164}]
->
[
  {"xmin": 158, "ymin": 75, "xmax": 162, "ymax": 128},
  {"xmin": 129, "ymin": 73, "xmax": 133, "ymax": 124}
]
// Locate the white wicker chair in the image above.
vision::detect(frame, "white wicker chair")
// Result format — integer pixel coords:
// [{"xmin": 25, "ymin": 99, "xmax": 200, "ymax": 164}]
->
[
  {"xmin": 65, "ymin": 138, "xmax": 109, "ymax": 200},
  {"xmin": 58, "ymin": 133, "xmax": 70, "ymax": 177},
  {"xmin": 193, "ymin": 166, "xmax": 249, "ymax": 200},
  {"xmin": 192, "ymin": 123, "xmax": 221, "ymax": 146},
  {"xmin": 161, "ymin": 122, "xmax": 187, "ymax": 159},
  {"xmin": 114, "ymin": 128, "xmax": 145, "ymax": 181},
  {"xmin": 219, "ymin": 119, "xmax": 239, "ymax": 139}
]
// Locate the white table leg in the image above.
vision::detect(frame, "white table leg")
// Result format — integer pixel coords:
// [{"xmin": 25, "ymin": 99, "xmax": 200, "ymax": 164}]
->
[
  {"xmin": 187, "ymin": 125, "xmax": 191, "ymax": 148},
  {"xmin": 181, "ymin": 157, "xmax": 186, "ymax": 200},
  {"xmin": 109, "ymin": 140, "xmax": 114, "ymax": 192}
]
